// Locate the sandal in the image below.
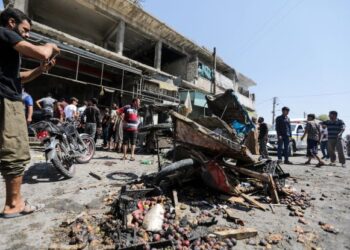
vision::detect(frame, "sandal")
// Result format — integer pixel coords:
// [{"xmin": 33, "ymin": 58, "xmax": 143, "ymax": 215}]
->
[
  {"xmin": 1, "ymin": 200, "xmax": 45, "ymax": 219},
  {"xmin": 121, "ymin": 156, "xmax": 127, "ymax": 160},
  {"xmin": 304, "ymin": 161, "xmax": 311, "ymax": 165},
  {"xmin": 130, "ymin": 157, "xmax": 135, "ymax": 161}
]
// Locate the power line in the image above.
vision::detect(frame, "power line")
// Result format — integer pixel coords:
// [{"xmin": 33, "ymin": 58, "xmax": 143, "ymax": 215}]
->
[
  {"xmin": 236, "ymin": 0, "xmax": 290, "ymax": 55},
  {"xmin": 236, "ymin": 0, "xmax": 305, "ymax": 58},
  {"xmin": 256, "ymin": 97, "xmax": 273, "ymax": 105},
  {"xmin": 280, "ymin": 90, "xmax": 350, "ymax": 99}
]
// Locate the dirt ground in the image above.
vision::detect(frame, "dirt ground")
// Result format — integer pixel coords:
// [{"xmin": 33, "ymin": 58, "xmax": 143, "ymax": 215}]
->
[{"xmin": 0, "ymin": 146, "xmax": 349, "ymax": 250}]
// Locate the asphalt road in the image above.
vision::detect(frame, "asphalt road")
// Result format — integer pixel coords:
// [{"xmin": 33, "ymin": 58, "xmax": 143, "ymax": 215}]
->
[{"xmin": 0, "ymin": 148, "xmax": 349, "ymax": 250}]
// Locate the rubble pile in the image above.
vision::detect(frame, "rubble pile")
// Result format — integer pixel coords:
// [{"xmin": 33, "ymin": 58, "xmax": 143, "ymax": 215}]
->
[{"xmin": 53, "ymin": 90, "xmax": 318, "ymax": 249}]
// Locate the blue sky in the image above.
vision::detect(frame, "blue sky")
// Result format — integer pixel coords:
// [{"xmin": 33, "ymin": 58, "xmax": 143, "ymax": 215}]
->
[
  {"xmin": 1, "ymin": 1, "xmax": 349, "ymax": 132},
  {"xmin": 142, "ymin": 0, "xmax": 350, "ymax": 133}
]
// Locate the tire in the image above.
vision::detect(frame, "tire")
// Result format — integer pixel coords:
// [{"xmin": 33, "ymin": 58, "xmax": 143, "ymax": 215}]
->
[
  {"xmin": 76, "ymin": 134, "xmax": 95, "ymax": 164},
  {"xmin": 155, "ymin": 158, "xmax": 195, "ymax": 182},
  {"xmin": 51, "ymin": 143, "xmax": 75, "ymax": 179}
]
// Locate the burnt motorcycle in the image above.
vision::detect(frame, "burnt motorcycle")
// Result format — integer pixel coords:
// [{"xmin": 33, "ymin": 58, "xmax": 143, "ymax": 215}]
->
[{"xmin": 31, "ymin": 119, "xmax": 95, "ymax": 178}]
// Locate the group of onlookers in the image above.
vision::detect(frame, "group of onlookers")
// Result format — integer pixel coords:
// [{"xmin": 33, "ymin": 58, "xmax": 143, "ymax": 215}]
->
[
  {"xmin": 254, "ymin": 107, "xmax": 346, "ymax": 168},
  {"xmin": 22, "ymin": 89, "xmax": 143, "ymax": 163}
]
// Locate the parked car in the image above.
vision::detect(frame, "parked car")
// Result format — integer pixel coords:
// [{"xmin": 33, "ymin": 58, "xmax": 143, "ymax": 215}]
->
[{"xmin": 267, "ymin": 122, "xmax": 307, "ymax": 156}]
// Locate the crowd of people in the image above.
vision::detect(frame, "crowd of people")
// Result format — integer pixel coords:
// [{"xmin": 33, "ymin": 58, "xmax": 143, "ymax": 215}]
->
[
  {"xmin": 27, "ymin": 91, "xmax": 142, "ymax": 161},
  {"xmin": 251, "ymin": 107, "xmax": 346, "ymax": 168}
]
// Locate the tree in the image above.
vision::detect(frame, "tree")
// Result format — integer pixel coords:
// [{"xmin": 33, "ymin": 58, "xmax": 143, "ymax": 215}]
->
[{"xmin": 317, "ymin": 114, "xmax": 328, "ymax": 121}]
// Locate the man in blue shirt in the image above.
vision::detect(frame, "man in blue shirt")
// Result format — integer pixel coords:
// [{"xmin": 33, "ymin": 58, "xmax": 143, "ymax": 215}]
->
[
  {"xmin": 323, "ymin": 111, "xmax": 346, "ymax": 167},
  {"xmin": 275, "ymin": 107, "xmax": 293, "ymax": 164},
  {"xmin": 22, "ymin": 89, "xmax": 33, "ymax": 124}
]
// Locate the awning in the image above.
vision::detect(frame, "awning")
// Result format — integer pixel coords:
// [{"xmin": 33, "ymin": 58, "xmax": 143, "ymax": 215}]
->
[{"xmin": 147, "ymin": 78, "xmax": 178, "ymax": 92}]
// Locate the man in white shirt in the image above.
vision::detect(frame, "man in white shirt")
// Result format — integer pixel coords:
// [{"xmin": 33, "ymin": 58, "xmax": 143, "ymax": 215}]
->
[{"xmin": 64, "ymin": 97, "xmax": 78, "ymax": 121}]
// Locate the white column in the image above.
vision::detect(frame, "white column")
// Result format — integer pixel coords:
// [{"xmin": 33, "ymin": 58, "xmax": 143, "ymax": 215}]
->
[
  {"xmin": 14, "ymin": 0, "xmax": 29, "ymax": 14},
  {"xmin": 115, "ymin": 20, "xmax": 125, "ymax": 55},
  {"xmin": 154, "ymin": 40, "xmax": 162, "ymax": 70}
]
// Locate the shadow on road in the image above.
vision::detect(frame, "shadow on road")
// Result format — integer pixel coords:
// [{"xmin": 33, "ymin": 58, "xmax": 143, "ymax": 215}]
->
[
  {"xmin": 93, "ymin": 155, "xmax": 120, "ymax": 160},
  {"xmin": 23, "ymin": 163, "xmax": 66, "ymax": 184}
]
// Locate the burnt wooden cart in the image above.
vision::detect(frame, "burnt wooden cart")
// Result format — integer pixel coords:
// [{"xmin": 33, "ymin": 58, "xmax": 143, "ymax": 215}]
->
[{"xmin": 169, "ymin": 111, "xmax": 258, "ymax": 164}]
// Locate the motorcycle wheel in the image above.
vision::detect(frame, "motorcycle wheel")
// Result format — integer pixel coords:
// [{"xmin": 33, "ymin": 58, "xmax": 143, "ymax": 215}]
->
[
  {"xmin": 51, "ymin": 143, "xmax": 75, "ymax": 179},
  {"xmin": 76, "ymin": 134, "xmax": 95, "ymax": 164}
]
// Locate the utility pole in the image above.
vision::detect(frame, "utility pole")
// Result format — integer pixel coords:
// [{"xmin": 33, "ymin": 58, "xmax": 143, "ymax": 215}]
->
[
  {"xmin": 272, "ymin": 97, "xmax": 277, "ymax": 126},
  {"xmin": 212, "ymin": 47, "xmax": 216, "ymax": 94}
]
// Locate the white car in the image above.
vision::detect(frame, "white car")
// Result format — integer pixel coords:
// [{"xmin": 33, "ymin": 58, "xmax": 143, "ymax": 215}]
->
[{"xmin": 267, "ymin": 123, "xmax": 307, "ymax": 156}]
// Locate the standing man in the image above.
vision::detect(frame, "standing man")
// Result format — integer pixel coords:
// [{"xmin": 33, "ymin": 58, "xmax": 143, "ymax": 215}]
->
[
  {"xmin": 22, "ymin": 89, "xmax": 33, "ymax": 124},
  {"xmin": 275, "ymin": 107, "xmax": 293, "ymax": 164},
  {"xmin": 323, "ymin": 111, "xmax": 346, "ymax": 167},
  {"xmin": 81, "ymin": 98, "xmax": 101, "ymax": 141},
  {"xmin": 118, "ymin": 98, "xmax": 141, "ymax": 161},
  {"xmin": 0, "ymin": 8, "xmax": 59, "ymax": 218},
  {"xmin": 258, "ymin": 117, "xmax": 269, "ymax": 159},
  {"xmin": 35, "ymin": 92, "xmax": 56, "ymax": 119},
  {"xmin": 64, "ymin": 97, "xmax": 78, "ymax": 121}
]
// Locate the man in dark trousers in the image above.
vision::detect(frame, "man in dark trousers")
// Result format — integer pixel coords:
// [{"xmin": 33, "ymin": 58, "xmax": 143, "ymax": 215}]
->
[
  {"xmin": 81, "ymin": 98, "xmax": 101, "ymax": 141},
  {"xmin": 258, "ymin": 117, "xmax": 269, "ymax": 159},
  {"xmin": 323, "ymin": 111, "xmax": 346, "ymax": 167},
  {"xmin": 275, "ymin": 107, "xmax": 293, "ymax": 164},
  {"xmin": 0, "ymin": 8, "xmax": 60, "ymax": 218}
]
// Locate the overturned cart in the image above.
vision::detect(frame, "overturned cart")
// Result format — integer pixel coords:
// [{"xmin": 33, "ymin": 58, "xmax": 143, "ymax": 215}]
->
[{"xmin": 165, "ymin": 110, "xmax": 289, "ymax": 205}]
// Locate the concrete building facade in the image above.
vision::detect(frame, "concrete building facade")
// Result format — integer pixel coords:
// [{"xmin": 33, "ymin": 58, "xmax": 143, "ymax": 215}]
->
[{"xmin": 4, "ymin": 0, "xmax": 256, "ymax": 112}]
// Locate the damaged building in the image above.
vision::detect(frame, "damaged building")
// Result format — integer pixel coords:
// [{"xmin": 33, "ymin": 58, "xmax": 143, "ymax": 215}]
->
[{"xmin": 4, "ymin": 0, "xmax": 256, "ymax": 114}]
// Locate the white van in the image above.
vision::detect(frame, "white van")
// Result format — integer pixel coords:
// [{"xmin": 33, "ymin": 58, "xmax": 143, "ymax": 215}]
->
[{"xmin": 267, "ymin": 122, "xmax": 307, "ymax": 156}]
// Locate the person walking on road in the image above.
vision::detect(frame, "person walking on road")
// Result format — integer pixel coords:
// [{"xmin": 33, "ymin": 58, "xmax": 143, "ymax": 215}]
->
[
  {"xmin": 258, "ymin": 117, "xmax": 269, "ymax": 159},
  {"xmin": 118, "ymin": 98, "xmax": 141, "ymax": 161},
  {"xmin": 276, "ymin": 107, "xmax": 293, "ymax": 164},
  {"xmin": 320, "ymin": 123, "xmax": 329, "ymax": 160},
  {"xmin": 323, "ymin": 111, "xmax": 346, "ymax": 167},
  {"xmin": 81, "ymin": 98, "xmax": 101, "ymax": 141},
  {"xmin": 301, "ymin": 114, "xmax": 325, "ymax": 167},
  {"xmin": 0, "ymin": 7, "xmax": 60, "ymax": 218}
]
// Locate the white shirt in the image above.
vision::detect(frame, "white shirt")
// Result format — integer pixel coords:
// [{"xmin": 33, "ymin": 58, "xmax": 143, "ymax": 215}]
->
[
  {"xmin": 320, "ymin": 127, "xmax": 328, "ymax": 142},
  {"xmin": 64, "ymin": 104, "xmax": 77, "ymax": 119}
]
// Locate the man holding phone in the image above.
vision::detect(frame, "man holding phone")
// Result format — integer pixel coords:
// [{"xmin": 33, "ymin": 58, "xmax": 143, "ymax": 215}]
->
[{"xmin": 0, "ymin": 8, "xmax": 60, "ymax": 218}]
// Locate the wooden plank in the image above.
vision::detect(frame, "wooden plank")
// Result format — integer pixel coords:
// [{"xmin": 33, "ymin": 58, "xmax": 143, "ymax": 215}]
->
[
  {"xmin": 172, "ymin": 190, "xmax": 179, "ymax": 207},
  {"xmin": 268, "ymin": 174, "xmax": 280, "ymax": 204},
  {"xmin": 240, "ymin": 193, "xmax": 266, "ymax": 211},
  {"xmin": 232, "ymin": 166, "xmax": 270, "ymax": 182},
  {"xmin": 214, "ymin": 227, "xmax": 258, "ymax": 240}
]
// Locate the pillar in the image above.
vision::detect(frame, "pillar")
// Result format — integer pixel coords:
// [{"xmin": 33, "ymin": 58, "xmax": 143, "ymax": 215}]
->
[
  {"xmin": 115, "ymin": 20, "xmax": 125, "ymax": 55},
  {"xmin": 13, "ymin": 0, "xmax": 29, "ymax": 14},
  {"xmin": 154, "ymin": 40, "xmax": 162, "ymax": 70}
]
